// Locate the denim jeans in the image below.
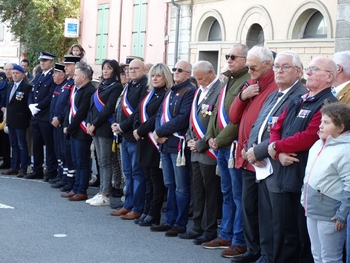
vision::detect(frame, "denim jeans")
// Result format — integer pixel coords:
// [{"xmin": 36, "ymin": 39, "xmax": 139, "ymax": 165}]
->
[
  {"xmin": 217, "ymin": 147, "xmax": 245, "ymax": 246},
  {"xmin": 93, "ymin": 136, "xmax": 113, "ymax": 195},
  {"xmin": 70, "ymin": 138, "xmax": 91, "ymax": 194},
  {"xmin": 8, "ymin": 127, "xmax": 28, "ymax": 171},
  {"xmin": 122, "ymin": 138, "xmax": 145, "ymax": 214},
  {"xmin": 161, "ymin": 152, "xmax": 191, "ymax": 228},
  {"xmin": 307, "ymin": 217, "xmax": 346, "ymax": 263}
]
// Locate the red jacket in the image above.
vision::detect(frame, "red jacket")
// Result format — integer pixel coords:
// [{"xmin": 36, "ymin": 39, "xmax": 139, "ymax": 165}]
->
[{"xmin": 229, "ymin": 69, "xmax": 278, "ymax": 171}]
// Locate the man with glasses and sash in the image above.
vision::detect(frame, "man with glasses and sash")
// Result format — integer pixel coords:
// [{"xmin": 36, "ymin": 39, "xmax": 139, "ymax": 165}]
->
[
  {"xmin": 201, "ymin": 44, "xmax": 250, "ymax": 259},
  {"xmin": 150, "ymin": 60, "xmax": 195, "ymax": 237}
]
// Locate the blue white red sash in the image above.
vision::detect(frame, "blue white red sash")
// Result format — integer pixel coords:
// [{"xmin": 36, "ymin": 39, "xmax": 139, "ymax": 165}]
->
[
  {"xmin": 190, "ymin": 89, "xmax": 217, "ymax": 160},
  {"xmin": 140, "ymin": 89, "xmax": 159, "ymax": 150},
  {"xmin": 121, "ymin": 85, "xmax": 134, "ymax": 117},
  {"xmin": 69, "ymin": 85, "xmax": 87, "ymax": 133},
  {"xmin": 93, "ymin": 87, "xmax": 113, "ymax": 122},
  {"xmin": 161, "ymin": 90, "xmax": 186, "ymax": 166},
  {"xmin": 217, "ymin": 82, "xmax": 230, "ymax": 129}
]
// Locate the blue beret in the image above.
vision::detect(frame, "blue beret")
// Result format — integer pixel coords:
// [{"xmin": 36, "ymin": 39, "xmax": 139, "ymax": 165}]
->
[{"xmin": 12, "ymin": 64, "xmax": 25, "ymax": 73}]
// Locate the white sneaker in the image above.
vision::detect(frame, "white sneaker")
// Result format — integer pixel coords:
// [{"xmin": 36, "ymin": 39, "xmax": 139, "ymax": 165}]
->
[
  {"xmin": 90, "ymin": 195, "xmax": 110, "ymax": 206},
  {"xmin": 85, "ymin": 193, "xmax": 101, "ymax": 204}
]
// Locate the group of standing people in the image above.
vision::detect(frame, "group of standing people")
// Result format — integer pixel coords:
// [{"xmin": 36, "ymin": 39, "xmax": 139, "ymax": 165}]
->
[{"xmin": 1, "ymin": 42, "xmax": 350, "ymax": 263}]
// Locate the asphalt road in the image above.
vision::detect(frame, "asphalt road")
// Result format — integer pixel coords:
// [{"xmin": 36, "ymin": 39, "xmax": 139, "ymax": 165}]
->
[{"xmin": 0, "ymin": 171, "xmax": 231, "ymax": 263}]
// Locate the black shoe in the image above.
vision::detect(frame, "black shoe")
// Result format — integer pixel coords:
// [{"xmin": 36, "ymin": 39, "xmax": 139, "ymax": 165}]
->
[
  {"xmin": 0, "ymin": 163, "xmax": 11, "ymax": 169},
  {"xmin": 60, "ymin": 183, "xmax": 73, "ymax": 192},
  {"xmin": 165, "ymin": 226, "xmax": 186, "ymax": 237},
  {"xmin": 193, "ymin": 235, "xmax": 216, "ymax": 245},
  {"xmin": 134, "ymin": 214, "xmax": 147, "ymax": 224},
  {"xmin": 110, "ymin": 188, "xmax": 123, "ymax": 198},
  {"xmin": 150, "ymin": 223, "xmax": 172, "ymax": 232},
  {"xmin": 231, "ymin": 252, "xmax": 261, "ymax": 262},
  {"xmin": 24, "ymin": 172, "xmax": 44, "ymax": 179},
  {"xmin": 51, "ymin": 181, "xmax": 67, "ymax": 189},
  {"xmin": 43, "ymin": 174, "xmax": 57, "ymax": 182},
  {"xmin": 138, "ymin": 216, "xmax": 159, "ymax": 227},
  {"xmin": 90, "ymin": 177, "xmax": 100, "ymax": 187},
  {"xmin": 178, "ymin": 229, "xmax": 202, "ymax": 239},
  {"xmin": 255, "ymin": 256, "xmax": 268, "ymax": 263},
  {"xmin": 48, "ymin": 177, "xmax": 61, "ymax": 184},
  {"xmin": 109, "ymin": 201, "xmax": 124, "ymax": 210}
]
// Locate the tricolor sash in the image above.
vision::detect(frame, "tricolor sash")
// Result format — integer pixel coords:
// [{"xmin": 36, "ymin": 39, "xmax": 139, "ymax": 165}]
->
[
  {"xmin": 93, "ymin": 85, "xmax": 113, "ymax": 122},
  {"xmin": 217, "ymin": 82, "xmax": 230, "ymax": 129},
  {"xmin": 190, "ymin": 89, "xmax": 217, "ymax": 160},
  {"xmin": 140, "ymin": 89, "xmax": 159, "ymax": 150},
  {"xmin": 161, "ymin": 90, "xmax": 186, "ymax": 166},
  {"xmin": 69, "ymin": 86, "xmax": 87, "ymax": 133},
  {"xmin": 121, "ymin": 85, "xmax": 134, "ymax": 117}
]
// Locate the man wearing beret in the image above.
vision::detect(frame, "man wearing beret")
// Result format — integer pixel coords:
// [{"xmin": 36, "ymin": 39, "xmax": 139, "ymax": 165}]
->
[
  {"xmin": 25, "ymin": 51, "xmax": 57, "ymax": 181},
  {"xmin": 2, "ymin": 65, "xmax": 32, "ymax": 177}
]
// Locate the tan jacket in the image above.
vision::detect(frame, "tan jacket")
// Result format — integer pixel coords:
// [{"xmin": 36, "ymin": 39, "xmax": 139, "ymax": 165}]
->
[{"xmin": 337, "ymin": 82, "xmax": 350, "ymax": 104}]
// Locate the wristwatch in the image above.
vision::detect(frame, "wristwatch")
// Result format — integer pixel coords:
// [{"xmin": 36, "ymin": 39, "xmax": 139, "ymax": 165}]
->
[{"xmin": 272, "ymin": 142, "xmax": 276, "ymax": 151}]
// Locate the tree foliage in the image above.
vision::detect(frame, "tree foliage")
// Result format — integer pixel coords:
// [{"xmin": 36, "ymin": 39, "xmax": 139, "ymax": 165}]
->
[{"xmin": 0, "ymin": 0, "xmax": 80, "ymax": 66}]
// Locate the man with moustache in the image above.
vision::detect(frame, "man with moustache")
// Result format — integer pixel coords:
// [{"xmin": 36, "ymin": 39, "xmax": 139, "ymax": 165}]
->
[
  {"xmin": 244, "ymin": 51, "xmax": 307, "ymax": 263},
  {"xmin": 267, "ymin": 57, "xmax": 338, "ymax": 262}
]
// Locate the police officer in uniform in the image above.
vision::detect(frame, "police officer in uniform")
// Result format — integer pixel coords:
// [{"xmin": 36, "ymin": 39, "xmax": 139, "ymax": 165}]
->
[{"xmin": 25, "ymin": 51, "xmax": 58, "ymax": 180}]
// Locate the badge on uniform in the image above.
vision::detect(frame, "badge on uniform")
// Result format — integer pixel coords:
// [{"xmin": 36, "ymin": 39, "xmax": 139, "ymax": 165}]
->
[
  {"xmin": 201, "ymin": 104, "xmax": 213, "ymax": 117},
  {"xmin": 297, "ymin": 109, "xmax": 311, "ymax": 119},
  {"xmin": 15, "ymin": 91, "xmax": 24, "ymax": 101}
]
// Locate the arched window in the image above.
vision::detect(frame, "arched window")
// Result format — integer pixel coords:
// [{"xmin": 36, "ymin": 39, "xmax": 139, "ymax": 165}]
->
[
  {"xmin": 246, "ymin": 23, "xmax": 264, "ymax": 48},
  {"xmin": 303, "ymin": 11, "xmax": 327, "ymax": 38},
  {"xmin": 208, "ymin": 20, "xmax": 222, "ymax": 41}
]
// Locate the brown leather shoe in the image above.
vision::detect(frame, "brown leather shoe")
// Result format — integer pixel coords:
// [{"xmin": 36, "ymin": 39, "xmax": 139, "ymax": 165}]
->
[
  {"xmin": 110, "ymin": 207, "xmax": 130, "ymax": 216},
  {"xmin": 1, "ymin": 169, "xmax": 18, "ymax": 175},
  {"xmin": 69, "ymin": 194, "xmax": 88, "ymax": 201},
  {"xmin": 61, "ymin": 191, "xmax": 76, "ymax": 198},
  {"xmin": 120, "ymin": 211, "xmax": 141, "ymax": 220},
  {"xmin": 17, "ymin": 170, "xmax": 27, "ymax": 178}
]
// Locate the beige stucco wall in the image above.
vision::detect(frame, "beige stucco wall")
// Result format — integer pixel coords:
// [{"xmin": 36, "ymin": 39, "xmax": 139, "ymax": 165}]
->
[{"xmin": 188, "ymin": 0, "xmax": 337, "ymax": 73}]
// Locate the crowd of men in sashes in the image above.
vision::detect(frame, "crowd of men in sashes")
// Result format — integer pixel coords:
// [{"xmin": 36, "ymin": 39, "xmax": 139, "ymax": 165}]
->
[{"xmin": 1, "ymin": 44, "xmax": 350, "ymax": 263}]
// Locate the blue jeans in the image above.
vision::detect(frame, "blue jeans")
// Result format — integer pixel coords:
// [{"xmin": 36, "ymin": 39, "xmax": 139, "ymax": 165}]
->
[
  {"xmin": 161, "ymin": 152, "xmax": 191, "ymax": 228},
  {"xmin": 347, "ymin": 213, "xmax": 350, "ymax": 263},
  {"xmin": 8, "ymin": 127, "xmax": 28, "ymax": 171},
  {"xmin": 122, "ymin": 138, "xmax": 145, "ymax": 214},
  {"xmin": 70, "ymin": 138, "xmax": 91, "ymax": 194},
  {"xmin": 217, "ymin": 148, "xmax": 245, "ymax": 246}
]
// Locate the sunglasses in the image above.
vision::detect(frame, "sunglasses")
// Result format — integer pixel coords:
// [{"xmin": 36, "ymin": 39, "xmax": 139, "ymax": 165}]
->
[
  {"xmin": 172, "ymin": 68, "xmax": 190, "ymax": 73},
  {"xmin": 245, "ymin": 65, "xmax": 258, "ymax": 72},
  {"xmin": 225, "ymin": 54, "xmax": 246, "ymax": 61}
]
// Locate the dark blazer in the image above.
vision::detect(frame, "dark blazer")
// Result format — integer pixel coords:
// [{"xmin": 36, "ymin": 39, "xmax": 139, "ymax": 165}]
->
[
  {"xmin": 64, "ymin": 81, "xmax": 96, "ymax": 140},
  {"xmin": 249, "ymin": 81, "xmax": 307, "ymax": 192},
  {"xmin": 28, "ymin": 69, "xmax": 56, "ymax": 122},
  {"xmin": 115, "ymin": 75, "xmax": 149, "ymax": 142},
  {"xmin": 87, "ymin": 80, "xmax": 123, "ymax": 138},
  {"xmin": 6, "ymin": 80, "xmax": 32, "ymax": 129},
  {"xmin": 187, "ymin": 78, "xmax": 222, "ymax": 166},
  {"xmin": 134, "ymin": 86, "xmax": 167, "ymax": 167}
]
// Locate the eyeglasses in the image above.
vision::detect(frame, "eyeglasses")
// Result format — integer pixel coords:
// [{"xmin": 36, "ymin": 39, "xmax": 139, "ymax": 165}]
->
[
  {"xmin": 245, "ymin": 65, "xmax": 258, "ymax": 72},
  {"xmin": 129, "ymin": 67, "xmax": 140, "ymax": 72},
  {"xmin": 273, "ymin": 65, "xmax": 297, "ymax": 72},
  {"xmin": 304, "ymin": 67, "xmax": 332, "ymax": 74},
  {"xmin": 225, "ymin": 54, "xmax": 246, "ymax": 61},
  {"xmin": 172, "ymin": 68, "xmax": 190, "ymax": 73}
]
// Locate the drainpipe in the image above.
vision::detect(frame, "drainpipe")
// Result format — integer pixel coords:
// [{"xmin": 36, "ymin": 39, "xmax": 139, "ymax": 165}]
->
[{"xmin": 171, "ymin": 0, "xmax": 180, "ymax": 65}]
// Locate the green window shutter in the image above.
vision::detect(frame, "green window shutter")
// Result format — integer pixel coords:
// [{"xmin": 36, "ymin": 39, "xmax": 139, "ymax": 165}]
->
[
  {"xmin": 96, "ymin": 4, "xmax": 109, "ymax": 65},
  {"xmin": 132, "ymin": 0, "xmax": 147, "ymax": 58}
]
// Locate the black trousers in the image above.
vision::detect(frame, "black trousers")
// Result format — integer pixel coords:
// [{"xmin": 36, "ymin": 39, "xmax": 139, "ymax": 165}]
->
[
  {"xmin": 242, "ymin": 169, "xmax": 260, "ymax": 255},
  {"xmin": 258, "ymin": 179, "xmax": 284, "ymax": 263},
  {"xmin": 0, "ymin": 129, "xmax": 10, "ymax": 165},
  {"xmin": 31, "ymin": 119, "xmax": 57, "ymax": 175},
  {"xmin": 191, "ymin": 161, "xmax": 221, "ymax": 238}
]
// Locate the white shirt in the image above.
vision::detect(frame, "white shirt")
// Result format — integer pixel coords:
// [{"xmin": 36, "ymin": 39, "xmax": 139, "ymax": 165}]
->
[{"xmin": 198, "ymin": 76, "xmax": 219, "ymax": 105}]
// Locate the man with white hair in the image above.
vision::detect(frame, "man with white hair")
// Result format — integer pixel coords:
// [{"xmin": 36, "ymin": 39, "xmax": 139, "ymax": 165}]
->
[
  {"xmin": 230, "ymin": 46, "xmax": 278, "ymax": 262},
  {"xmin": 332, "ymin": 51, "xmax": 350, "ymax": 103}
]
